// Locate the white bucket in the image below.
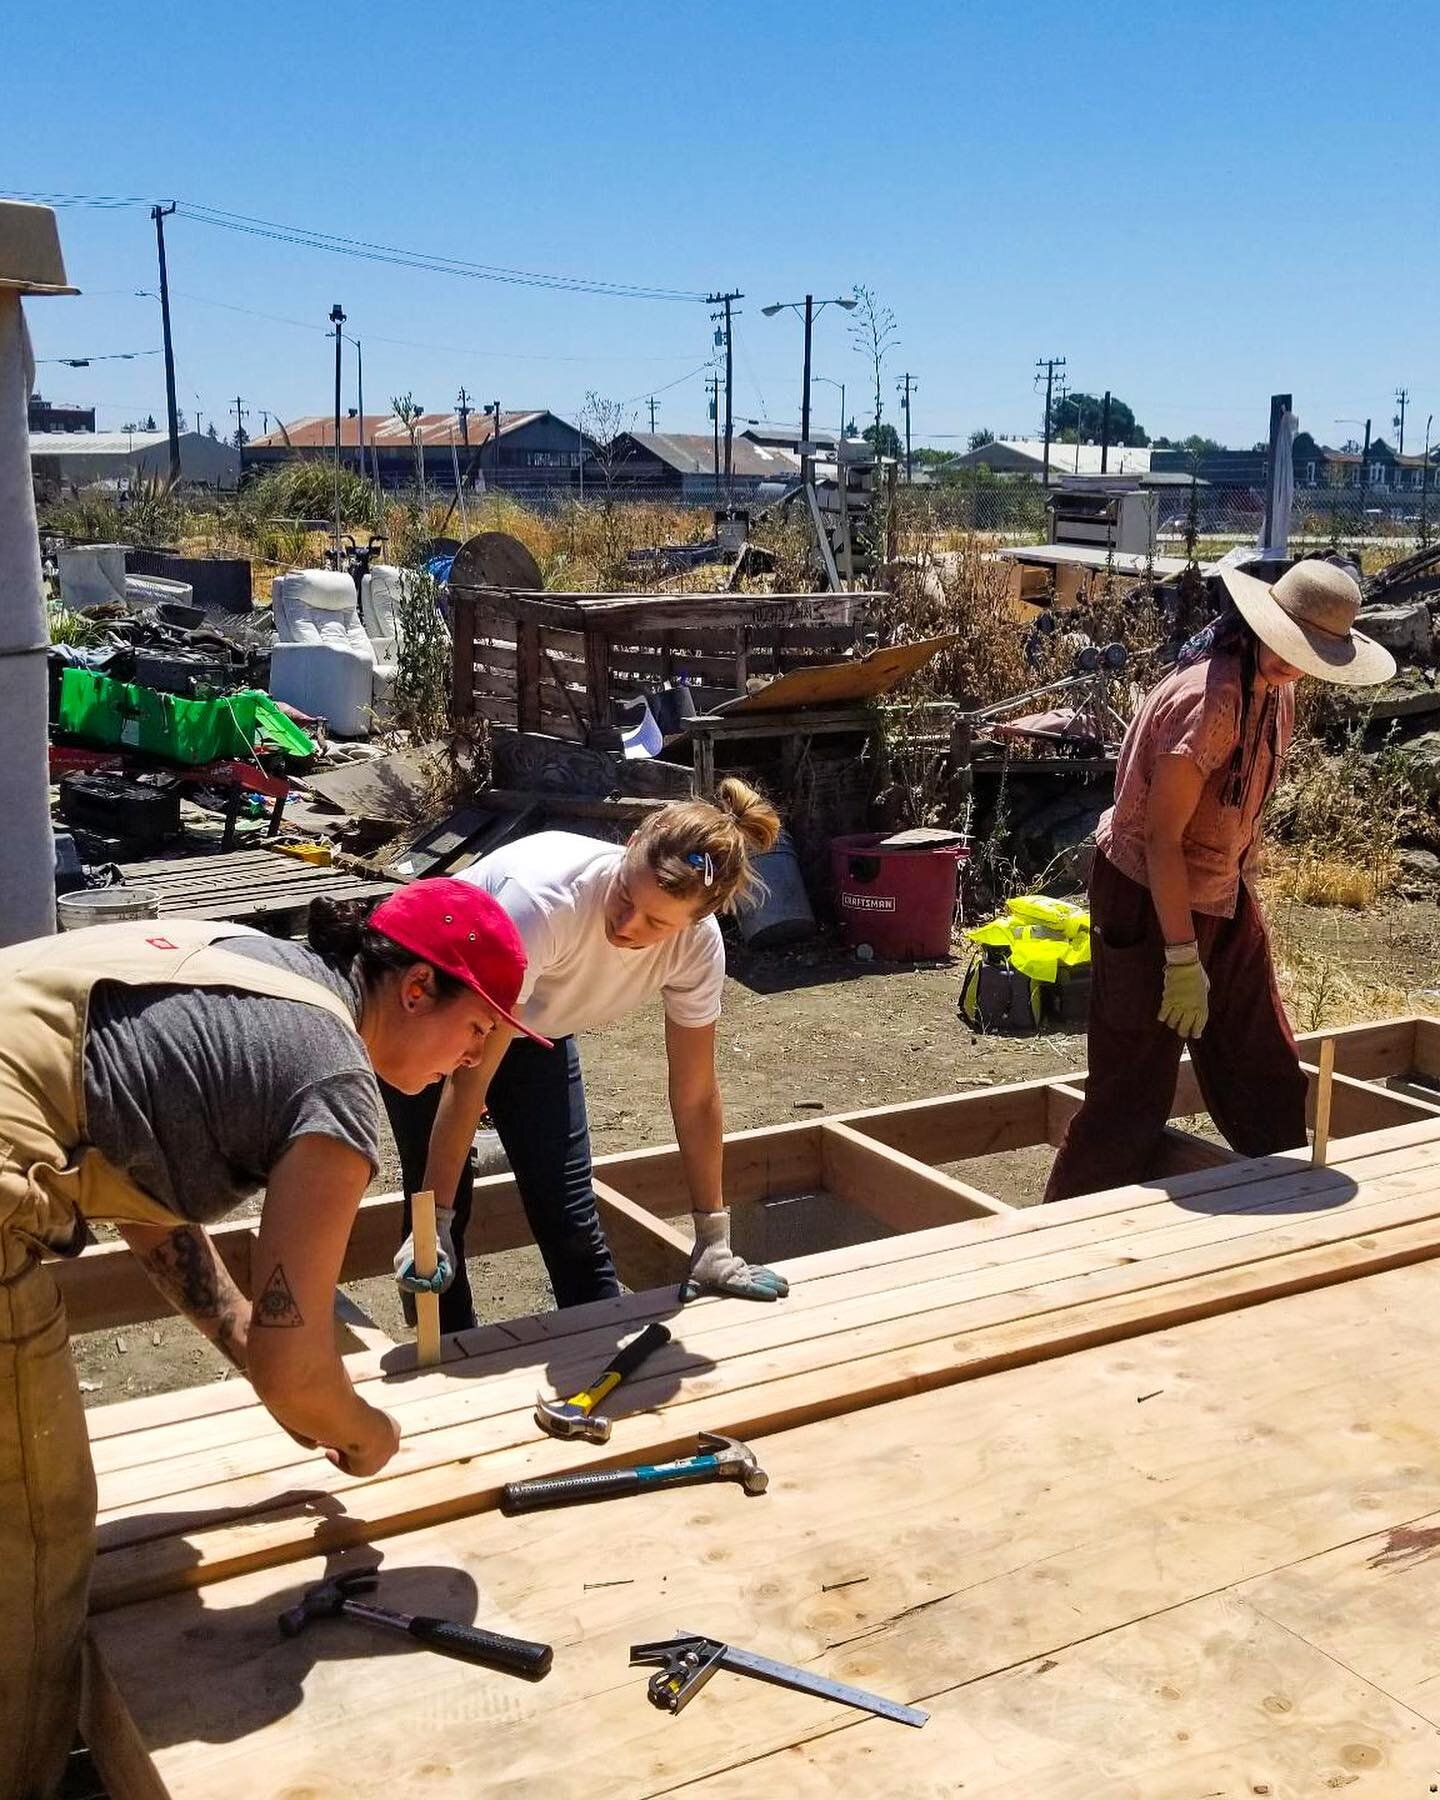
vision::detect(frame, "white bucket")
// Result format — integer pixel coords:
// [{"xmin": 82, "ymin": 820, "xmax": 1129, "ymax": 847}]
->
[{"xmin": 56, "ymin": 887, "xmax": 161, "ymax": 931}]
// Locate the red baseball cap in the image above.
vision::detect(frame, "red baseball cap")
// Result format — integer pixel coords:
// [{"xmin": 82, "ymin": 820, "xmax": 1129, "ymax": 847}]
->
[{"xmin": 369, "ymin": 878, "xmax": 551, "ymax": 1046}]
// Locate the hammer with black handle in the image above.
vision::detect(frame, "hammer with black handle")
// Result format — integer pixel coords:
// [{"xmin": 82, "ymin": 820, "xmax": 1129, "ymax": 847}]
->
[
  {"xmin": 501, "ymin": 1432, "xmax": 767, "ymax": 1515},
  {"xmin": 278, "ymin": 1569, "xmax": 552, "ymax": 1680},
  {"xmin": 534, "ymin": 1321, "xmax": 671, "ymax": 1442}
]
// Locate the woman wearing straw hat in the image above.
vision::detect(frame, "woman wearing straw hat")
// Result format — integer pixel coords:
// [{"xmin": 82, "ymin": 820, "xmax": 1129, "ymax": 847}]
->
[
  {"xmin": 0, "ymin": 879, "xmax": 543, "ymax": 1800},
  {"xmin": 1045, "ymin": 558, "xmax": 1395, "ymax": 1202},
  {"xmin": 385, "ymin": 780, "xmax": 790, "ymax": 1329}
]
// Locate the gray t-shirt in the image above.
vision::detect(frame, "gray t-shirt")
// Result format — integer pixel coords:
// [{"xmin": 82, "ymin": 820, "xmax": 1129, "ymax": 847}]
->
[{"xmin": 83, "ymin": 935, "xmax": 381, "ymax": 1224}]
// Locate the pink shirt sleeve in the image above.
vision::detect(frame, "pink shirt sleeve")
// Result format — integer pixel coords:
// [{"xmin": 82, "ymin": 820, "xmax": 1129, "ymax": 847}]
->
[{"xmin": 1155, "ymin": 665, "xmax": 1240, "ymax": 778}]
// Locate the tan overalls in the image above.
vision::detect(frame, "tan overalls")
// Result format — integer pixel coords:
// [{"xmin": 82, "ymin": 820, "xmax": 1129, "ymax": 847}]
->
[{"xmin": 0, "ymin": 920, "xmax": 359, "ymax": 1800}]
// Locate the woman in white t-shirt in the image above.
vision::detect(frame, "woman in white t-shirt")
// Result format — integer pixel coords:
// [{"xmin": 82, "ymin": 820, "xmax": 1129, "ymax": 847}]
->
[{"xmin": 384, "ymin": 779, "xmax": 789, "ymax": 1328}]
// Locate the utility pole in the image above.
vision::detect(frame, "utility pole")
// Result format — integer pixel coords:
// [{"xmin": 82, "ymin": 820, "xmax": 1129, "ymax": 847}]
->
[
  {"xmin": 897, "ymin": 372, "xmax": 917, "ymax": 482},
  {"xmin": 485, "ymin": 399, "xmax": 502, "ymax": 491},
  {"xmin": 151, "ymin": 202, "xmax": 181, "ymax": 482},
  {"xmin": 231, "ymin": 394, "xmax": 248, "ymax": 449},
  {"xmin": 456, "ymin": 386, "xmax": 472, "ymax": 449},
  {"xmin": 1395, "ymin": 386, "xmax": 1409, "ymax": 458},
  {"xmin": 1035, "ymin": 355, "xmax": 1066, "ymax": 488},
  {"xmin": 354, "ymin": 337, "xmax": 366, "ymax": 482},
  {"xmin": 1099, "ymin": 390, "xmax": 1112, "ymax": 473},
  {"xmin": 707, "ymin": 374, "xmax": 721, "ymax": 503},
  {"xmin": 647, "ymin": 395, "xmax": 658, "ymax": 433},
  {"xmin": 329, "ymin": 303, "xmax": 346, "ymax": 561},
  {"xmin": 1361, "ymin": 416, "xmax": 1372, "ymax": 516},
  {"xmin": 708, "ymin": 290, "xmax": 742, "ymax": 501},
  {"xmin": 1421, "ymin": 414, "xmax": 1433, "ymax": 546}
]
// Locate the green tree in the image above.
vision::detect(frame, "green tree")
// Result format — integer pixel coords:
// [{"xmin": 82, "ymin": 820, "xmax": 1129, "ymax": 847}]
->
[
  {"xmin": 1051, "ymin": 391, "xmax": 1149, "ymax": 447},
  {"xmin": 967, "ymin": 427, "xmax": 995, "ymax": 450},
  {"xmin": 863, "ymin": 422, "xmax": 902, "ymax": 458}
]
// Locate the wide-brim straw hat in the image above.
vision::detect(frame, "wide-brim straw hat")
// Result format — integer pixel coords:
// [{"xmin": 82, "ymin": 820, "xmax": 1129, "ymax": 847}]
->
[{"xmin": 1218, "ymin": 558, "xmax": 1396, "ymax": 687}]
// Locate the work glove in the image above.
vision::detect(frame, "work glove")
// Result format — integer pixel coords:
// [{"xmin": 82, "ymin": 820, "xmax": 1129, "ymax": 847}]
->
[
  {"xmin": 1158, "ymin": 943, "xmax": 1210, "ymax": 1040},
  {"xmin": 681, "ymin": 1208, "xmax": 789, "ymax": 1303},
  {"xmin": 393, "ymin": 1204, "xmax": 458, "ymax": 1295}
]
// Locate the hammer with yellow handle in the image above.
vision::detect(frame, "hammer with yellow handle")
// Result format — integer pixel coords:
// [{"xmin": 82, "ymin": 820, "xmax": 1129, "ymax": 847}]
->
[{"xmin": 534, "ymin": 1321, "xmax": 671, "ymax": 1442}]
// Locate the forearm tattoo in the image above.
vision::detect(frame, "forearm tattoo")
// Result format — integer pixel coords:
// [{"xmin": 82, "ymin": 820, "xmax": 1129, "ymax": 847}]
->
[
  {"xmin": 138, "ymin": 1224, "xmax": 248, "ymax": 1370},
  {"xmin": 253, "ymin": 1262, "xmax": 305, "ymax": 1328}
]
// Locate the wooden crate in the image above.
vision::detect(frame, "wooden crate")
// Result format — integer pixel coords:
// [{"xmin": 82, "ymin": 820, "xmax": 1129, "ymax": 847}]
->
[{"xmin": 449, "ymin": 587, "xmax": 872, "ymax": 741}]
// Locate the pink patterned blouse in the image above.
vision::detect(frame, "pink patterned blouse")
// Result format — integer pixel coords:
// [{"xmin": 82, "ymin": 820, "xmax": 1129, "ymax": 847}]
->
[{"xmin": 1095, "ymin": 651, "xmax": 1293, "ymax": 918}]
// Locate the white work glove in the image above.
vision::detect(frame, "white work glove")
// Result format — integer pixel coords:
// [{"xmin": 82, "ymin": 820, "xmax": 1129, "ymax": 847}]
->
[
  {"xmin": 1158, "ymin": 942, "xmax": 1210, "ymax": 1040},
  {"xmin": 393, "ymin": 1204, "xmax": 458, "ymax": 1295},
  {"xmin": 681, "ymin": 1208, "xmax": 789, "ymax": 1303}
]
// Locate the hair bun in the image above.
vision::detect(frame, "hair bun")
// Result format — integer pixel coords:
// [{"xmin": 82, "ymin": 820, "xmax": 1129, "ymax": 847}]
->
[{"xmin": 715, "ymin": 777, "xmax": 781, "ymax": 855}]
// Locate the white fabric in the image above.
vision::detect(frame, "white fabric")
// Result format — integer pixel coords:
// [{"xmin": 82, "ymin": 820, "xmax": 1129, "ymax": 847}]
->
[
  {"xmin": 0, "ymin": 295, "xmax": 55, "ymax": 942},
  {"xmin": 459, "ymin": 830, "xmax": 725, "ymax": 1038}
]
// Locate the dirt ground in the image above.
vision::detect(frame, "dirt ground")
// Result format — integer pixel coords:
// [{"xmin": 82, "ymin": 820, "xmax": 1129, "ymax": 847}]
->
[{"xmin": 71, "ymin": 898, "xmax": 1440, "ymax": 1409}]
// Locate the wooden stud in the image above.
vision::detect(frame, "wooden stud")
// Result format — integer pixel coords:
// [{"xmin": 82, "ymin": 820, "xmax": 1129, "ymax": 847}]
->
[
  {"xmin": 819, "ymin": 1121, "xmax": 1011, "ymax": 1225},
  {"xmin": 1312, "ymin": 1039, "xmax": 1336, "ymax": 1167},
  {"xmin": 410, "ymin": 1188, "xmax": 441, "ymax": 1369},
  {"xmin": 591, "ymin": 1180, "xmax": 692, "ymax": 1290}
]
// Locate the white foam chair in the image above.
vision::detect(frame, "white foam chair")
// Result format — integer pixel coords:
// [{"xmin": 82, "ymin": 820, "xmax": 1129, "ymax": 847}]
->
[{"xmin": 268, "ymin": 569, "xmax": 376, "ymax": 737}]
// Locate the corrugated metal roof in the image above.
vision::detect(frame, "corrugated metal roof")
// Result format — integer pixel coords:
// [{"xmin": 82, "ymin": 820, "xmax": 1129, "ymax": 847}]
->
[
  {"xmin": 625, "ymin": 433, "xmax": 803, "ymax": 478},
  {"xmin": 963, "ymin": 438, "xmax": 1154, "ymax": 475},
  {"xmin": 247, "ymin": 410, "xmax": 548, "ymax": 450}
]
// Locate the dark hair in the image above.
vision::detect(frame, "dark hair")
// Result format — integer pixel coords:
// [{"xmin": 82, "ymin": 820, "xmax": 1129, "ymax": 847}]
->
[
  {"xmin": 1174, "ymin": 605, "xmax": 1273, "ymax": 808},
  {"xmin": 306, "ymin": 896, "xmax": 468, "ymax": 997}
]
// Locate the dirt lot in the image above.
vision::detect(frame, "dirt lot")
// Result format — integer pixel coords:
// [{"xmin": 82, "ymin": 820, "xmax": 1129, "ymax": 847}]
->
[{"xmin": 71, "ymin": 898, "xmax": 1440, "ymax": 1409}]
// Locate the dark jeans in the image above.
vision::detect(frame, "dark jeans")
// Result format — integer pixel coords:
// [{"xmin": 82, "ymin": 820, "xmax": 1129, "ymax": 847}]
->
[
  {"xmin": 1044, "ymin": 852, "xmax": 1309, "ymax": 1203},
  {"xmin": 381, "ymin": 1035, "xmax": 620, "ymax": 1332}
]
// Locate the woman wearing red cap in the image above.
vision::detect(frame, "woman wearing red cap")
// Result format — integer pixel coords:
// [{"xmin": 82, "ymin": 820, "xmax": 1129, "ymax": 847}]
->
[{"xmin": 0, "ymin": 878, "xmax": 536, "ymax": 1800}]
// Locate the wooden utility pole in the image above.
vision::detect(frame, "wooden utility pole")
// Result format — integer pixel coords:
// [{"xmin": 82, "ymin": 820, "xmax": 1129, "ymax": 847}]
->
[
  {"xmin": 708, "ymin": 290, "xmax": 742, "ymax": 500},
  {"xmin": 647, "ymin": 396, "xmax": 658, "ymax": 432},
  {"xmin": 707, "ymin": 375, "xmax": 721, "ymax": 502},
  {"xmin": 151, "ymin": 203, "xmax": 181, "ymax": 482},
  {"xmin": 1100, "ymin": 390, "xmax": 1112, "ymax": 473},
  {"xmin": 897, "ymin": 372, "xmax": 917, "ymax": 482},
  {"xmin": 456, "ymin": 386, "xmax": 472, "ymax": 448},
  {"xmin": 231, "ymin": 394, "xmax": 248, "ymax": 449},
  {"xmin": 1395, "ymin": 386, "xmax": 1409, "ymax": 458},
  {"xmin": 1035, "ymin": 355, "xmax": 1065, "ymax": 488}
]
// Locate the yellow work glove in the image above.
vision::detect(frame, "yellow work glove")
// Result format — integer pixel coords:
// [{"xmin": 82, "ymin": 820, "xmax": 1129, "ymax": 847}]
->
[{"xmin": 1159, "ymin": 942, "xmax": 1209, "ymax": 1039}]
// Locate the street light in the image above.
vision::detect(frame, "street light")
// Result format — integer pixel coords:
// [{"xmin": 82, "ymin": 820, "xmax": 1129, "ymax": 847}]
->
[
  {"xmin": 761, "ymin": 295, "xmax": 857, "ymax": 476},
  {"xmin": 813, "ymin": 376, "xmax": 846, "ymax": 445}
]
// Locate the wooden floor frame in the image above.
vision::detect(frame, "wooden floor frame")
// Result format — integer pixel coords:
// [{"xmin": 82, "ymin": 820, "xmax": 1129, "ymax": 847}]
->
[{"xmin": 56, "ymin": 1014, "xmax": 1440, "ymax": 1340}]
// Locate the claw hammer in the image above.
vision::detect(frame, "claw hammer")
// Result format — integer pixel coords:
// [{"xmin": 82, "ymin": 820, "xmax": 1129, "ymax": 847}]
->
[{"xmin": 534, "ymin": 1321, "xmax": 671, "ymax": 1443}]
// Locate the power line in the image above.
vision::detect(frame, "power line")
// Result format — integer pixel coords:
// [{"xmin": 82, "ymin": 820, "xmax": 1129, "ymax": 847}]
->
[{"xmin": 4, "ymin": 187, "xmax": 711, "ymax": 302}]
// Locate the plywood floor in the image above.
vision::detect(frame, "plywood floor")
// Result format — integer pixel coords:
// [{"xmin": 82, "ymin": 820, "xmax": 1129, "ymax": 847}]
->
[{"xmin": 85, "ymin": 1117, "xmax": 1440, "ymax": 1796}]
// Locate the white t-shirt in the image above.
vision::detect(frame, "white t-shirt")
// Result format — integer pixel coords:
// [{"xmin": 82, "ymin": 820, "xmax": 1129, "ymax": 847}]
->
[{"xmin": 459, "ymin": 831, "xmax": 725, "ymax": 1039}]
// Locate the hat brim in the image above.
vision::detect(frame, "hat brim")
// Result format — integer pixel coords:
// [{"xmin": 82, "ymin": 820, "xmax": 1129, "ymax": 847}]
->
[
  {"xmin": 0, "ymin": 277, "xmax": 80, "ymax": 295},
  {"xmin": 373, "ymin": 915, "xmax": 552, "ymax": 1048},
  {"xmin": 1219, "ymin": 565, "xmax": 1396, "ymax": 687}
]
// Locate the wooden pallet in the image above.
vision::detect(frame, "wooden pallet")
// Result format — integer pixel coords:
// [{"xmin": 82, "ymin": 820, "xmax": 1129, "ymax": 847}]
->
[
  {"xmin": 73, "ymin": 1016, "xmax": 1440, "ymax": 1793},
  {"xmin": 115, "ymin": 848, "xmax": 397, "ymax": 930}
]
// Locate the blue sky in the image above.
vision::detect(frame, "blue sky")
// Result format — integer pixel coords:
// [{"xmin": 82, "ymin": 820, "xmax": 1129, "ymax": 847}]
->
[{"xmin": 7, "ymin": 1, "xmax": 1439, "ymax": 451}]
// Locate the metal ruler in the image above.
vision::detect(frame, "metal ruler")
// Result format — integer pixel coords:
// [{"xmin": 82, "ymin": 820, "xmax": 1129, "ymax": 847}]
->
[{"xmin": 630, "ymin": 1630, "xmax": 928, "ymax": 1728}]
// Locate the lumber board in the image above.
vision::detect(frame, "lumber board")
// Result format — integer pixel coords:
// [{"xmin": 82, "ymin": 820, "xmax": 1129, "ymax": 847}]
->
[
  {"xmin": 590, "ymin": 1180, "xmax": 692, "ymax": 1290},
  {"xmin": 85, "ymin": 1118, "xmax": 1440, "ymax": 1467},
  {"xmin": 86, "ymin": 1141, "xmax": 1440, "ymax": 1607},
  {"xmin": 88, "ymin": 1138, "xmax": 1440, "ymax": 1521},
  {"xmin": 817, "ymin": 1121, "xmax": 1009, "ymax": 1226},
  {"xmin": 85, "ymin": 1258, "xmax": 1440, "ymax": 1798}
]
